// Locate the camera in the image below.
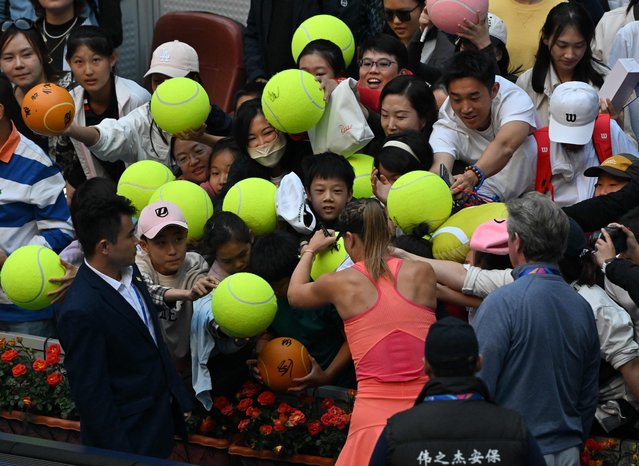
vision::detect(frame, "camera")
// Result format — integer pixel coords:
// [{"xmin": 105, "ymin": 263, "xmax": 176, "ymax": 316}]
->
[{"xmin": 589, "ymin": 226, "xmax": 627, "ymax": 253}]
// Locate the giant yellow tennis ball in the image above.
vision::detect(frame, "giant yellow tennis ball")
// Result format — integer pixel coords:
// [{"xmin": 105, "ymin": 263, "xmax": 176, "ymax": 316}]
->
[
  {"xmin": 347, "ymin": 153, "xmax": 374, "ymax": 199},
  {"xmin": 432, "ymin": 203, "xmax": 508, "ymax": 262},
  {"xmin": 148, "ymin": 180, "xmax": 213, "ymax": 241},
  {"xmin": 0, "ymin": 245, "xmax": 65, "ymax": 310},
  {"xmin": 387, "ymin": 171, "xmax": 452, "ymax": 234},
  {"xmin": 310, "ymin": 235, "xmax": 347, "ymax": 281},
  {"xmin": 117, "ymin": 160, "xmax": 175, "ymax": 215},
  {"xmin": 211, "ymin": 273, "xmax": 278, "ymax": 338},
  {"xmin": 291, "ymin": 15, "xmax": 355, "ymax": 67},
  {"xmin": 21, "ymin": 82, "xmax": 75, "ymax": 135},
  {"xmin": 261, "ymin": 69, "xmax": 325, "ymax": 134},
  {"xmin": 150, "ymin": 77, "xmax": 210, "ymax": 135},
  {"xmin": 222, "ymin": 178, "xmax": 277, "ymax": 236}
]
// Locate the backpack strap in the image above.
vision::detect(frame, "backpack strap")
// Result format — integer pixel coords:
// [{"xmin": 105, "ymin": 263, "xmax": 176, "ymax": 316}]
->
[
  {"xmin": 592, "ymin": 113, "xmax": 613, "ymax": 163},
  {"xmin": 533, "ymin": 127, "xmax": 554, "ymax": 200}
]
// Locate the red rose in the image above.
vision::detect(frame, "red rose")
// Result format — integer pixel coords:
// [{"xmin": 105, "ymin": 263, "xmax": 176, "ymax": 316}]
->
[
  {"xmin": 257, "ymin": 390, "xmax": 276, "ymax": 406},
  {"xmin": 46, "ymin": 344, "xmax": 61, "ymax": 356},
  {"xmin": 328, "ymin": 405, "xmax": 343, "ymax": 417},
  {"xmin": 320, "ymin": 398, "xmax": 335, "ymax": 410},
  {"xmin": 46, "ymin": 353, "xmax": 60, "ymax": 366},
  {"xmin": 32, "ymin": 359, "xmax": 47, "ymax": 372},
  {"xmin": 259, "ymin": 424, "xmax": 273, "ymax": 436},
  {"xmin": 238, "ymin": 398, "xmax": 253, "ymax": 412},
  {"xmin": 2, "ymin": 349, "xmax": 18, "ymax": 363},
  {"xmin": 585, "ymin": 438, "xmax": 602, "ymax": 452},
  {"xmin": 288, "ymin": 410, "xmax": 306, "ymax": 426},
  {"xmin": 307, "ymin": 420, "xmax": 322, "ymax": 436},
  {"xmin": 246, "ymin": 407, "xmax": 261, "ymax": 419},
  {"xmin": 273, "ymin": 419, "xmax": 286, "ymax": 432},
  {"xmin": 213, "ymin": 396, "xmax": 230, "ymax": 410},
  {"xmin": 220, "ymin": 404, "xmax": 234, "ymax": 417},
  {"xmin": 22, "ymin": 396, "xmax": 32, "ymax": 408},
  {"xmin": 277, "ymin": 402, "xmax": 292, "ymax": 414},
  {"xmin": 200, "ymin": 416, "xmax": 215, "ymax": 433},
  {"xmin": 12, "ymin": 364, "xmax": 26, "ymax": 377},
  {"xmin": 338, "ymin": 413, "xmax": 351, "ymax": 428},
  {"xmin": 47, "ymin": 371, "xmax": 62, "ymax": 386},
  {"xmin": 241, "ymin": 381, "xmax": 261, "ymax": 397},
  {"xmin": 238, "ymin": 419, "xmax": 251, "ymax": 432}
]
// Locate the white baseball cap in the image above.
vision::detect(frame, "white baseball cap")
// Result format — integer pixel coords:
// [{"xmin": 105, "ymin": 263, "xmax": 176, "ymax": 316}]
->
[
  {"xmin": 144, "ymin": 40, "xmax": 200, "ymax": 78},
  {"xmin": 549, "ymin": 81, "xmax": 600, "ymax": 145},
  {"xmin": 487, "ymin": 13, "xmax": 507, "ymax": 45}
]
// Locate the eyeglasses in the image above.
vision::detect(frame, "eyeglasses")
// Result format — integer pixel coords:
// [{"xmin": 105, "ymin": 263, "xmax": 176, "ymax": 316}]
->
[
  {"xmin": 175, "ymin": 151, "xmax": 208, "ymax": 166},
  {"xmin": 1, "ymin": 18, "xmax": 35, "ymax": 33},
  {"xmin": 383, "ymin": 5, "xmax": 420, "ymax": 22},
  {"xmin": 358, "ymin": 58, "xmax": 397, "ymax": 70}
]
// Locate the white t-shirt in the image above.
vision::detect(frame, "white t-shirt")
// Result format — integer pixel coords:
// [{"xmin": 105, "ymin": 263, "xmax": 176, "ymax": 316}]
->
[
  {"xmin": 550, "ymin": 119, "xmax": 639, "ymax": 207},
  {"xmin": 429, "ymin": 76, "xmax": 538, "ymax": 202}
]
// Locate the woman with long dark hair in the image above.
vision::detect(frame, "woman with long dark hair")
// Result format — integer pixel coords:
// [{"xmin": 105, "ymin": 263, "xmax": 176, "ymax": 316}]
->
[
  {"xmin": 66, "ymin": 25, "xmax": 149, "ymax": 187},
  {"xmin": 288, "ymin": 198, "xmax": 437, "ymax": 466},
  {"xmin": 221, "ymin": 98, "xmax": 310, "ymax": 195},
  {"xmin": 516, "ymin": 2, "xmax": 606, "ymax": 126}
]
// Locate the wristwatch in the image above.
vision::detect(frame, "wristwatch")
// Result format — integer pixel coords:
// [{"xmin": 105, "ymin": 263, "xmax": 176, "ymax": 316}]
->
[{"xmin": 601, "ymin": 257, "xmax": 616, "ymax": 274}]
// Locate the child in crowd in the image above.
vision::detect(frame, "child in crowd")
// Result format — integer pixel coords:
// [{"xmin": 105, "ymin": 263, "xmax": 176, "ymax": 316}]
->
[
  {"xmin": 191, "ymin": 212, "xmax": 255, "ymax": 409},
  {"xmin": 249, "ymin": 230, "xmax": 356, "ymax": 389},
  {"xmin": 302, "ymin": 152, "xmax": 355, "ymax": 230},
  {"xmin": 135, "ymin": 201, "xmax": 217, "ymax": 373},
  {"xmin": 200, "ymin": 138, "xmax": 240, "ymax": 201},
  {"xmin": 372, "ymin": 131, "xmax": 433, "ymax": 204}
]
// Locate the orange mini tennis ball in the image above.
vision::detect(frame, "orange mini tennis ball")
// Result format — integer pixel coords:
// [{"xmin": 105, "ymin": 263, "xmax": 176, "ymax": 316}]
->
[
  {"xmin": 21, "ymin": 83, "xmax": 75, "ymax": 135},
  {"xmin": 257, "ymin": 337, "xmax": 312, "ymax": 392}
]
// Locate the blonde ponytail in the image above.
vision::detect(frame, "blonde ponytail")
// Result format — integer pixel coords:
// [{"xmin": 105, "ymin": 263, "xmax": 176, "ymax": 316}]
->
[{"xmin": 340, "ymin": 199, "xmax": 392, "ymax": 282}]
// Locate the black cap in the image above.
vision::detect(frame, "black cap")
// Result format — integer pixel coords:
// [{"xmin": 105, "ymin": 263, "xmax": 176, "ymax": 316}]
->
[
  {"xmin": 425, "ymin": 317, "xmax": 478, "ymax": 370},
  {"xmin": 583, "ymin": 154, "xmax": 639, "ymax": 180}
]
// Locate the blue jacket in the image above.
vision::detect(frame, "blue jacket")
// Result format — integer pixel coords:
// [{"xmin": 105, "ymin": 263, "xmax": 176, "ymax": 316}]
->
[{"xmin": 474, "ymin": 263, "xmax": 600, "ymax": 455}]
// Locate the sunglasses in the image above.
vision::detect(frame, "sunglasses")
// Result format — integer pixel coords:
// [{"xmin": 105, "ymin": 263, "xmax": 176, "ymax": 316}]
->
[
  {"xmin": 384, "ymin": 4, "xmax": 420, "ymax": 22},
  {"xmin": 1, "ymin": 18, "xmax": 35, "ymax": 33}
]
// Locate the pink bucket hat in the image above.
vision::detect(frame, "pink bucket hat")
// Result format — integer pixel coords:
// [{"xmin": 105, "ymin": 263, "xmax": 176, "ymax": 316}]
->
[{"xmin": 469, "ymin": 218, "xmax": 509, "ymax": 255}]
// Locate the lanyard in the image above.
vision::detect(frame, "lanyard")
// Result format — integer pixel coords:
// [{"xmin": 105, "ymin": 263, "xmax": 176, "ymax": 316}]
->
[
  {"xmin": 515, "ymin": 266, "xmax": 561, "ymax": 280},
  {"xmin": 130, "ymin": 285, "xmax": 149, "ymax": 327},
  {"xmin": 423, "ymin": 392, "xmax": 484, "ymax": 402}
]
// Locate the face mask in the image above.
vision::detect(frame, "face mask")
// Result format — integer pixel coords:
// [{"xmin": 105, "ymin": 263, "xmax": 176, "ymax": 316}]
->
[{"xmin": 247, "ymin": 135, "xmax": 287, "ymax": 167}]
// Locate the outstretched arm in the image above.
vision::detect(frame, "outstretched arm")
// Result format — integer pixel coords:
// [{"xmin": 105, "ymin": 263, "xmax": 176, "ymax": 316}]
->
[
  {"xmin": 452, "ymin": 120, "xmax": 533, "ymax": 193},
  {"xmin": 288, "ymin": 231, "xmax": 338, "ymax": 309}
]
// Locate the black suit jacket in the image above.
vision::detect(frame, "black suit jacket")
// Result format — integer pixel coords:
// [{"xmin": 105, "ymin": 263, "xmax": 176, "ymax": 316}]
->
[
  {"xmin": 57, "ymin": 263, "xmax": 192, "ymax": 458},
  {"xmin": 244, "ymin": 0, "xmax": 320, "ymax": 81}
]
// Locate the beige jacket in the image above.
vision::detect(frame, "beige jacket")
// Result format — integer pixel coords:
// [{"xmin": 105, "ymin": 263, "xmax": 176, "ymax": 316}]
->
[{"xmin": 593, "ymin": 7, "xmax": 635, "ymax": 65}]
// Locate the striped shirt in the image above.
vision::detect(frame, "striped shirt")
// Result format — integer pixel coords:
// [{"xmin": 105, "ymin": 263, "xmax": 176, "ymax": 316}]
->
[{"xmin": 0, "ymin": 125, "xmax": 74, "ymax": 322}]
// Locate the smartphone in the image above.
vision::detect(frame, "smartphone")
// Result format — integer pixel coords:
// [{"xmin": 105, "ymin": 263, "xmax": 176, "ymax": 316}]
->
[{"xmin": 440, "ymin": 163, "xmax": 454, "ymax": 187}]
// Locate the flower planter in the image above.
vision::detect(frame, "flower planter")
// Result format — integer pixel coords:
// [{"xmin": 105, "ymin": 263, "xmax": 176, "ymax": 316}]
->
[
  {"xmin": 229, "ymin": 442, "xmax": 335, "ymax": 466},
  {"xmin": 0, "ymin": 410, "xmax": 81, "ymax": 444}
]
